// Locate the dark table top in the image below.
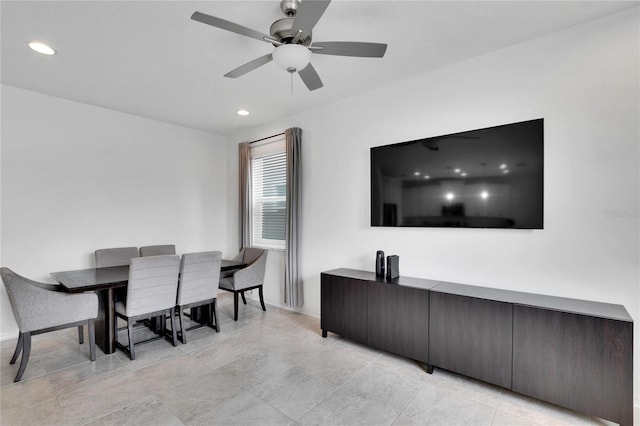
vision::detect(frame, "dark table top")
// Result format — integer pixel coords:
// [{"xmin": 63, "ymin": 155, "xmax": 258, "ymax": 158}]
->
[{"xmin": 52, "ymin": 259, "xmax": 246, "ymax": 293}]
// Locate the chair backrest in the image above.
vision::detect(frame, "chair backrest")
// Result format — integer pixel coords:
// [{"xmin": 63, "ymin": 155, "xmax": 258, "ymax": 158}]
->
[
  {"xmin": 126, "ymin": 255, "xmax": 180, "ymax": 317},
  {"xmin": 177, "ymin": 251, "xmax": 222, "ymax": 306},
  {"xmin": 233, "ymin": 249, "xmax": 268, "ymax": 290},
  {"xmin": 1, "ymin": 267, "xmax": 98, "ymax": 332},
  {"xmin": 2, "ymin": 267, "xmax": 38, "ymax": 330},
  {"xmin": 223, "ymin": 247, "xmax": 265, "ymax": 280},
  {"xmin": 139, "ymin": 245, "xmax": 176, "ymax": 257},
  {"xmin": 95, "ymin": 247, "xmax": 139, "ymax": 268},
  {"xmin": 241, "ymin": 247, "xmax": 265, "ymax": 265}
]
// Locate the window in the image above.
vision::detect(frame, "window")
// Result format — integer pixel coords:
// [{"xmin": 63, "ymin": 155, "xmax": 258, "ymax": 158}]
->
[{"xmin": 250, "ymin": 136, "xmax": 286, "ymax": 250}]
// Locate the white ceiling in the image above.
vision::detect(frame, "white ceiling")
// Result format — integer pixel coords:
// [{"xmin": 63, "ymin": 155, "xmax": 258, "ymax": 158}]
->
[{"xmin": 2, "ymin": 1, "xmax": 637, "ymax": 136}]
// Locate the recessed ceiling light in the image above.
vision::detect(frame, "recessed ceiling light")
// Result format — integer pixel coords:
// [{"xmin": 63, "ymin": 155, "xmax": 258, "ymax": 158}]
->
[
  {"xmin": 424, "ymin": 175, "xmax": 430, "ymax": 179},
  {"xmin": 28, "ymin": 41, "xmax": 55, "ymax": 55},
  {"xmin": 236, "ymin": 109, "xmax": 250, "ymax": 116},
  {"xmin": 500, "ymin": 163, "xmax": 507, "ymax": 169},
  {"xmin": 414, "ymin": 171, "xmax": 420, "ymax": 176}
]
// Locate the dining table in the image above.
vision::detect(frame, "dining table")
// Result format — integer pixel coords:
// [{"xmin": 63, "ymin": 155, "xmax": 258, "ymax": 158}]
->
[{"xmin": 51, "ymin": 259, "xmax": 246, "ymax": 354}]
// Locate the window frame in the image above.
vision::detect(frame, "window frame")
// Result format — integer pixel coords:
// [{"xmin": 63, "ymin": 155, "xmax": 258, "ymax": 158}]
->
[{"xmin": 249, "ymin": 135, "xmax": 287, "ymax": 251}]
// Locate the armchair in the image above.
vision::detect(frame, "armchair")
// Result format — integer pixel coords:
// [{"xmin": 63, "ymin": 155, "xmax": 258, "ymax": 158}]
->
[
  {"xmin": 219, "ymin": 248, "xmax": 267, "ymax": 321},
  {"xmin": 1, "ymin": 267, "xmax": 98, "ymax": 382}
]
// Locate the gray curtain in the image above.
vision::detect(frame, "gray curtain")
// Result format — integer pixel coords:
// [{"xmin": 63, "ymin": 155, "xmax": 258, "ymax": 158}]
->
[
  {"xmin": 284, "ymin": 127, "xmax": 302, "ymax": 307},
  {"xmin": 239, "ymin": 142, "xmax": 251, "ymax": 250}
]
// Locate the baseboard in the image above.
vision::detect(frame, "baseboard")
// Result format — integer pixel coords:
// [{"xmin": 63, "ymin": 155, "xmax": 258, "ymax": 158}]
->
[
  {"xmin": 237, "ymin": 290, "xmax": 318, "ymax": 319},
  {"xmin": 0, "ymin": 329, "xmax": 19, "ymax": 341}
]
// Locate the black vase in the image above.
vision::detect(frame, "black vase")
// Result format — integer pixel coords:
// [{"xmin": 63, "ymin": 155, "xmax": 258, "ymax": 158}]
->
[{"xmin": 375, "ymin": 250, "xmax": 385, "ymax": 277}]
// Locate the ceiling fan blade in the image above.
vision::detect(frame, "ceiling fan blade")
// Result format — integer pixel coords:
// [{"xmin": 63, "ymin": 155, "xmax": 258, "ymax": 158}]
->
[
  {"xmin": 292, "ymin": 0, "xmax": 331, "ymax": 40},
  {"xmin": 191, "ymin": 11, "xmax": 276, "ymax": 44},
  {"xmin": 298, "ymin": 63, "xmax": 324, "ymax": 91},
  {"xmin": 224, "ymin": 53, "xmax": 273, "ymax": 78},
  {"xmin": 312, "ymin": 41, "xmax": 387, "ymax": 58}
]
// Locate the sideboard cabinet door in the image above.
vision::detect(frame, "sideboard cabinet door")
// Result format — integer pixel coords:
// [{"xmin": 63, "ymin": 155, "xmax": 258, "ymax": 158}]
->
[
  {"xmin": 367, "ymin": 283, "xmax": 429, "ymax": 363},
  {"xmin": 320, "ymin": 273, "xmax": 368, "ymax": 343},
  {"xmin": 512, "ymin": 305, "xmax": 633, "ymax": 426},
  {"xmin": 429, "ymin": 291, "xmax": 513, "ymax": 388}
]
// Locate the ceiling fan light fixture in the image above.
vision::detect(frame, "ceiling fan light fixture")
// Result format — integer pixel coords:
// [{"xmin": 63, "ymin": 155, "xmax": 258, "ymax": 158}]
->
[
  {"xmin": 272, "ymin": 44, "xmax": 310, "ymax": 73},
  {"xmin": 28, "ymin": 41, "xmax": 55, "ymax": 55}
]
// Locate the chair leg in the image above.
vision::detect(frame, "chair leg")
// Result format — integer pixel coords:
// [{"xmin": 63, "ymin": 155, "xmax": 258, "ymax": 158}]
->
[
  {"xmin": 78, "ymin": 325, "xmax": 84, "ymax": 344},
  {"xmin": 233, "ymin": 292, "xmax": 239, "ymax": 321},
  {"xmin": 14, "ymin": 332, "xmax": 31, "ymax": 382},
  {"xmin": 241, "ymin": 291, "xmax": 247, "ymax": 305},
  {"xmin": 160, "ymin": 314, "xmax": 167, "ymax": 335},
  {"xmin": 114, "ymin": 311, "xmax": 119, "ymax": 342},
  {"xmin": 88, "ymin": 319, "xmax": 96, "ymax": 361},
  {"xmin": 259, "ymin": 286, "xmax": 266, "ymax": 311},
  {"xmin": 206, "ymin": 303, "xmax": 213, "ymax": 328},
  {"xmin": 10, "ymin": 332, "xmax": 23, "ymax": 365},
  {"xmin": 169, "ymin": 308, "xmax": 178, "ymax": 347},
  {"xmin": 127, "ymin": 318, "xmax": 136, "ymax": 360},
  {"xmin": 212, "ymin": 299, "xmax": 220, "ymax": 332},
  {"xmin": 178, "ymin": 306, "xmax": 186, "ymax": 344}
]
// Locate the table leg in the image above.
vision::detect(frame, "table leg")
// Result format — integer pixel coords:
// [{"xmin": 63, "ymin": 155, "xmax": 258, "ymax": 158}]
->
[
  {"xmin": 148, "ymin": 316, "xmax": 165, "ymax": 334},
  {"xmin": 95, "ymin": 288, "xmax": 116, "ymax": 354},
  {"xmin": 190, "ymin": 306, "xmax": 210, "ymax": 324}
]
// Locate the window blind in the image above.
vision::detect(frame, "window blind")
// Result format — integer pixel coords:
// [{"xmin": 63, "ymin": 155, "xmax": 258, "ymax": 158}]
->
[{"xmin": 251, "ymin": 149, "xmax": 286, "ymax": 249}]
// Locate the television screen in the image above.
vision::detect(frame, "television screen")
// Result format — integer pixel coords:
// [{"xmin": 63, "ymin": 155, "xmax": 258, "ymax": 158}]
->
[{"xmin": 371, "ymin": 119, "xmax": 543, "ymax": 229}]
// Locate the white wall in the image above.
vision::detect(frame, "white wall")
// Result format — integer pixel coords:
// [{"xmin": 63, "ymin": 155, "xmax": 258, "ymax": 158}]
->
[
  {"xmin": 228, "ymin": 8, "xmax": 640, "ymax": 403},
  {"xmin": 0, "ymin": 85, "xmax": 228, "ymax": 339}
]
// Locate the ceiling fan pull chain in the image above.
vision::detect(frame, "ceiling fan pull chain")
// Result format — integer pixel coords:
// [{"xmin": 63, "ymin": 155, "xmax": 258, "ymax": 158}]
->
[{"xmin": 290, "ymin": 72, "xmax": 294, "ymax": 95}]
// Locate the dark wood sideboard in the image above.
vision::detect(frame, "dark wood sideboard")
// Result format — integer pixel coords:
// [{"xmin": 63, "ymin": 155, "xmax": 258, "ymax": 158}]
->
[{"xmin": 320, "ymin": 268, "xmax": 633, "ymax": 426}]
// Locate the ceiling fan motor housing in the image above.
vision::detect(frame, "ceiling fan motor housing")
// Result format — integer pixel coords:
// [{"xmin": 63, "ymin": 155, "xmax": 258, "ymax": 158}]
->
[{"xmin": 270, "ymin": 18, "xmax": 312, "ymax": 46}]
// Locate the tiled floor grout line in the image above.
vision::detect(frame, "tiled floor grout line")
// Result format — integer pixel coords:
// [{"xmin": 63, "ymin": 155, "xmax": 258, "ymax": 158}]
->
[
  {"xmin": 389, "ymin": 379, "xmax": 426, "ymax": 426},
  {"xmin": 488, "ymin": 406, "xmax": 498, "ymax": 426},
  {"xmin": 285, "ymin": 357, "xmax": 375, "ymax": 424}
]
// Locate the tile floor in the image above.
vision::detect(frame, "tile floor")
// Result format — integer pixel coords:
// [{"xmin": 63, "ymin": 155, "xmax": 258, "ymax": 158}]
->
[{"xmin": 0, "ymin": 293, "xmax": 633, "ymax": 425}]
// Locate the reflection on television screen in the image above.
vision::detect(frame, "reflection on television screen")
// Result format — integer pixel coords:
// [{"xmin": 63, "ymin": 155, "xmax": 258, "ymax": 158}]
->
[{"xmin": 371, "ymin": 119, "xmax": 544, "ymax": 229}]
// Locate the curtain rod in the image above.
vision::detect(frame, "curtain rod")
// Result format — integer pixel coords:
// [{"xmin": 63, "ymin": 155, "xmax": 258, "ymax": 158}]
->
[{"xmin": 250, "ymin": 132, "xmax": 285, "ymax": 144}]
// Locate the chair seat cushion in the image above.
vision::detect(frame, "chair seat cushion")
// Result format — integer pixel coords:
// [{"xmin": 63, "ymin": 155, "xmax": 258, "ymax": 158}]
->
[{"xmin": 219, "ymin": 277, "xmax": 235, "ymax": 291}]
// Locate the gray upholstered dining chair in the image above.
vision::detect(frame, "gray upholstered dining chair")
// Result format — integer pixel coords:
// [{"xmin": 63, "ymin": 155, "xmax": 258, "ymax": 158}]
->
[
  {"xmin": 114, "ymin": 255, "xmax": 180, "ymax": 360},
  {"xmin": 95, "ymin": 246, "xmax": 139, "ymax": 267},
  {"xmin": 1, "ymin": 267, "xmax": 98, "ymax": 382},
  {"xmin": 175, "ymin": 251, "xmax": 222, "ymax": 343},
  {"xmin": 219, "ymin": 248, "xmax": 267, "ymax": 321},
  {"xmin": 139, "ymin": 245, "xmax": 176, "ymax": 257},
  {"xmin": 95, "ymin": 246, "xmax": 140, "ymax": 306}
]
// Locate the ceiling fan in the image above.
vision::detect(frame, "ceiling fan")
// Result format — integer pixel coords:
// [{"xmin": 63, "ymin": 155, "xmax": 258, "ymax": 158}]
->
[{"xmin": 191, "ymin": 0, "xmax": 388, "ymax": 91}]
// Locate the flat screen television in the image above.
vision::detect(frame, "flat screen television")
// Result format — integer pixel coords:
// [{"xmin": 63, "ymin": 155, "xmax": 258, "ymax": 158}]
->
[{"xmin": 371, "ymin": 119, "xmax": 543, "ymax": 229}]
